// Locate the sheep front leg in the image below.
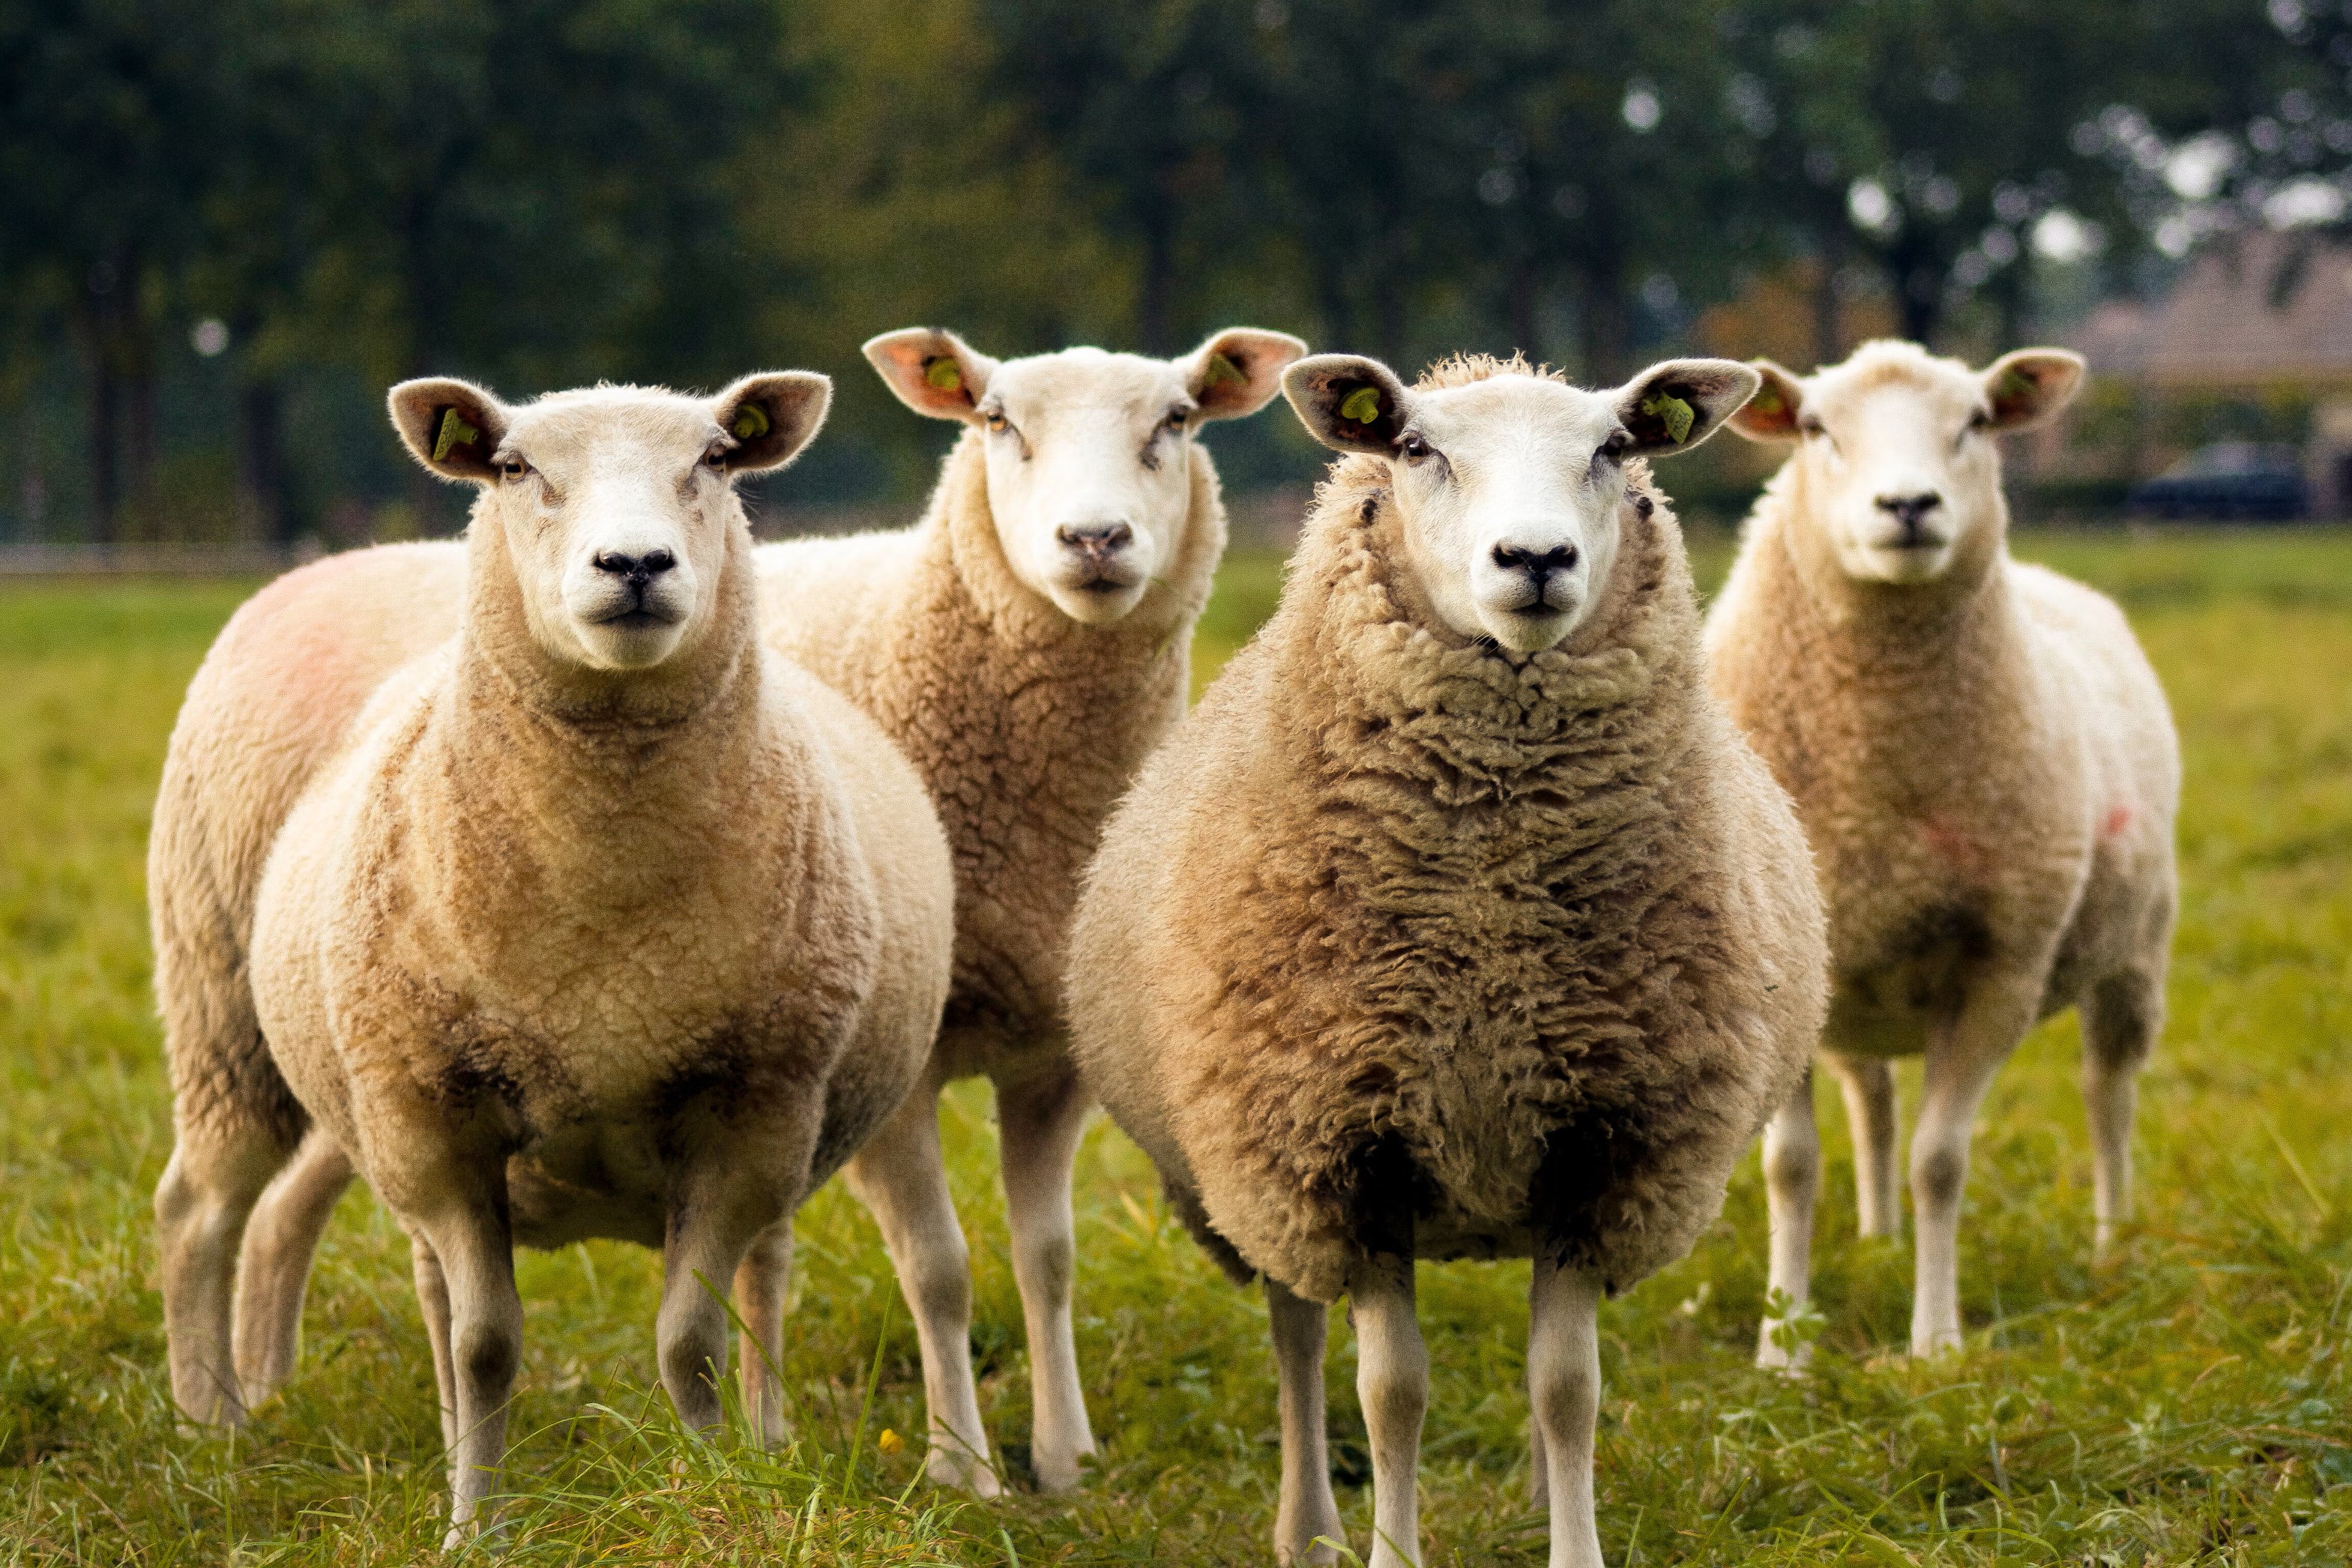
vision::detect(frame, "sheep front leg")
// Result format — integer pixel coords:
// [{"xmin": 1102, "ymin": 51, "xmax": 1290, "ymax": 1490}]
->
[
  {"xmin": 1756, "ymin": 1068, "xmax": 1821, "ymax": 1370},
  {"xmin": 1266, "ymin": 1276, "xmax": 1342, "ymax": 1566},
  {"xmin": 1348, "ymin": 1255, "xmax": 1426, "ymax": 1568},
  {"xmin": 232, "ymin": 1130, "xmax": 354, "ymax": 1408},
  {"xmin": 405, "ymin": 1195, "xmax": 522, "ymax": 1544},
  {"xmin": 660, "ymin": 1128, "xmax": 806, "ymax": 1437},
  {"xmin": 1828, "ymin": 1053, "xmax": 1902, "ymax": 1238},
  {"xmin": 1910, "ymin": 980, "xmax": 2037, "ymax": 1356},
  {"xmin": 842, "ymin": 1073, "xmax": 1000, "ymax": 1495},
  {"xmin": 734, "ymin": 1218, "xmax": 794, "ymax": 1449},
  {"xmin": 995, "ymin": 1062, "xmax": 1097, "ymax": 1492},
  {"xmin": 1527, "ymin": 1258, "xmax": 1604, "ymax": 1568}
]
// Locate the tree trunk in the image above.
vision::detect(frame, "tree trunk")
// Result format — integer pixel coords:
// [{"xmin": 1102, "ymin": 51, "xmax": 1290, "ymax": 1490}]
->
[{"xmin": 237, "ymin": 379, "xmax": 292, "ymax": 543}]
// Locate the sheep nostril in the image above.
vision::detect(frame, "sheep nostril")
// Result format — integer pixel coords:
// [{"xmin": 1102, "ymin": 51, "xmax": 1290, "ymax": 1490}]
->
[
  {"xmin": 1492, "ymin": 543, "xmax": 1578, "ymax": 576},
  {"xmin": 1058, "ymin": 522, "xmax": 1133, "ymax": 551}
]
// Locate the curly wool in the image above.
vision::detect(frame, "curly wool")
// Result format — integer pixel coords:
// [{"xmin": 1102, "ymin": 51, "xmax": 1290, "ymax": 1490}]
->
[
  {"xmin": 761, "ymin": 431, "xmax": 1225, "ymax": 1076},
  {"xmin": 1072, "ymin": 359, "xmax": 1826, "ymax": 1303}
]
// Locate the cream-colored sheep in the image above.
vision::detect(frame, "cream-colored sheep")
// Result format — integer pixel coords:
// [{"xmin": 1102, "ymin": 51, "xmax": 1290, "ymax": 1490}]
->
[
  {"xmin": 1708, "ymin": 340, "xmax": 2180, "ymax": 1363},
  {"xmin": 154, "ymin": 373, "xmax": 955, "ymax": 1540},
  {"xmin": 750, "ymin": 325, "xmax": 1306, "ymax": 1493},
  {"xmin": 1069, "ymin": 352, "xmax": 1827, "ymax": 1568}
]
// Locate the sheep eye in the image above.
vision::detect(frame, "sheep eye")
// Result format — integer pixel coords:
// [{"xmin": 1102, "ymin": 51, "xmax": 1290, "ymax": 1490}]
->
[
  {"xmin": 1399, "ymin": 432, "xmax": 1434, "ymax": 462},
  {"xmin": 703, "ymin": 445, "xmax": 729, "ymax": 469},
  {"xmin": 1598, "ymin": 432, "xmax": 1630, "ymax": 461},
  {"xmin": 1164, "ymin": 410, "xmax": 1188, "ymax": 433},
  {"xmin": 1798, "ymin": 417, "xmax": 1825, "ymax": 438},
  {"xmin": 498, "ymin": 457, "xmax": 528, "ymax": 483},
  {"xmin": 983, "ymin": 411, "xmax": 1009, "ymax": 434}
]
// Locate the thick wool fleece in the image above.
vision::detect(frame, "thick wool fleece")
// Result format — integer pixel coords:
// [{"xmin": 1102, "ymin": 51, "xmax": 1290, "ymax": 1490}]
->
[
  {"xmin": 757, "ymin": 431, "xmax": 1225, "ymax": 1079},
  {"xmin": 1070, "ymin": 368, "xmax": 1826, "ymax": 1304},
  {"xmin": 245, "ymin": 517, "xmax": 952, "ymax": 1244},
  {"xmin": 1703, "ymin": 471, "xmax": 2178, "ymax": 1052}
]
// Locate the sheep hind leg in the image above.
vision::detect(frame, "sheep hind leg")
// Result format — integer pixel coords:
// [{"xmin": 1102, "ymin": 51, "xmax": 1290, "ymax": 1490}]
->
[
  {"xmin": 734, "ymin": 1219, "xmax": 794, "ymax": 1450},
  {"xmin": 1266, "ymin": 1276, "xmax": 1342, "ymax": 1566},
  {"xmin": 411, "ymin": 1231, "xmax": 461, "ymax": 1460},
  {"xmin": 995, "ymin": 1061, "xmax": 1097, "ymax": 1493},
  {"xmin": 1755, "ymin": 1070, "xmax": 1821, "ymax": 1371},
  {"xmin": 232, "ymin": 1130, "xmax": 353, "ymax": 1408},
  {"xmin": 1348, "ymin": 1255, "xmax": 1426, "ymax": 1568},
  {"xmin": 2081, "ymin": 967, "xmax": 2160, "ymax": 1258},
  {"xmin": 842, "ymin": 1074, "xmax": 1000, "ymax": 1496},
  {"xmin": 1829, "ymin": 1054, "xmax": 1902, "ymax": 1238},
  {"xmin": 1909, "ymin": 980, "xmax": 2036, "ymax": 1357},
  {"xmin": 155, "ymin": 1118, "xmax": 294, "ymax": 1427},
  {"xmin": 1527, "ymin": 1258, "xmax": 1604, "ymax": 1568}
]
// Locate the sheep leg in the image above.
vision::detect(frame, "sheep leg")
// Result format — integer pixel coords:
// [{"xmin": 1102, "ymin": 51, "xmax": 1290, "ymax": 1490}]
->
[
  {"xmin": 2081, "ymin": 967, "xmax": 2160, "ymax": 1258},
  {"xmin": 1348, "ymin": 1255, "xmax": 1426, "ymax": 1568},
  {"xmin": 995, "ymin": 1062, "xmax": 1097, "ymax": 1492},
  {"xmin": 1828, "ymin": 1053, "xmax": 1902, "ymax": 1238},
  {"xmin": 733, "ymin": 1218, "xmax": 795, "ymax": 1450},
  {"xmin": 154, "ymin": 1123, "xmax": 292, "ymax": 1426},
  {"xmin": 1265, "ymin": 1276, "xmax": 1342, "ymax": 1566},
  {"xmin": 1756, "ymin": 1068, "xmax": 1821, "ymax": 1371},
  {"xmin": 410, "ymin": 1231, "xmax": 461, "ymax": 1459},
  {"xmin": 1909, "ymin": 983, "xmax": 2035, "ymax": 1356},
  {"xmin": 232, "ymin": 1130, "xmax": 354, "ymax": 1408},
  {"xmin": 1527, "ymin": 1258, "xmax": 1604, "ymax": 1568},
  {"xmin": 405, "ymin": 1193, "xmax": 522, "ymax": 1543},
  {"xmin": 842, "ymin": 1073, "xmax": 1001, "ymax": 1496},
  {"xmin": 659, "ymin": 1136, "xmax": 804, "ymax": 1437}
]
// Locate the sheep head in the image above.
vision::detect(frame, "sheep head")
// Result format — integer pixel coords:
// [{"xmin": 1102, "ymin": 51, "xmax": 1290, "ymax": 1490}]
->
[
  {"xmin": 1285, "ymin": 352, "xmax": 1758, "ymax": 653},
  {"xmin": 389, "ymin": 373, "xmax": 830, "ymax": 673},
  {"xmin": 866, "ymin": 325, "xmax": 1308, "ymax": 625},
  {"xmin": 1725, "ymin": 340, "xmax": 2084, "ymax": 586}
]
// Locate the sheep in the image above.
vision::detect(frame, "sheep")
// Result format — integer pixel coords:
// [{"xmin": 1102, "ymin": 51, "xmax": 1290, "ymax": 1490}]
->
[
  {"xmin": 152, "ymin": 372, "xmax": 956, "ymax": 1540},
  {"xmin": 750, "ymin": 325, "xmax": 1308, "ymax": 1493},
  {"xmin": 1067, "ymin": 351, "xmax": 1828, "ymax": 1568},
  {"xmin": 1707, "ymin": 340, "xmax": 2180, "ymax": 1363}
]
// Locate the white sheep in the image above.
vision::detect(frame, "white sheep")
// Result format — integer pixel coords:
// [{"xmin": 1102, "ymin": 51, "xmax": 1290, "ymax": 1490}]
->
[
  {"xmin": 153, "ymin": 373, "xmax": 956, "ymax": 1539},
  {"xmin": 1069, "ymin": 352, "xmax": 1827, "ymax": 1568},
  {"xmin": 752, "ymin": 325, "xmax": 1307, "ymax": 1492},
  {"xmin": 1707, "ymin": 340, "xmax": 2180, "ymax": 1362}
]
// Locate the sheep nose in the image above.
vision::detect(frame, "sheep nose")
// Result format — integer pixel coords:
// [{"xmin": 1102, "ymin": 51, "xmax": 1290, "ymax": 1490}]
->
[
  {"xmin": 1492, "ymin": 543, "xmax": 1578, "ymax": 579},
  {"xmin": 1056, "ymin": 522, "xmax": 1134, "ymax": 553},
  {"xmin": 1874, "ymin": 492, "xmax": 1942, "ymax": 537},
  {"xmin": 592, "ymin": 549, "xmax": 676, "ymax": 587}
]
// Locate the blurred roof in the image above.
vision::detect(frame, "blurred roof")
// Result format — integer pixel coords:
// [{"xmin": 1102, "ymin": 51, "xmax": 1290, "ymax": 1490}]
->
[{"xmin": 2074, "ymin": 230, "xmax": 2352, "ymax": 387}]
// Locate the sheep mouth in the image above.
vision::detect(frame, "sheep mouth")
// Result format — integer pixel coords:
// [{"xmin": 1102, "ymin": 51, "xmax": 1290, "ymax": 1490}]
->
[{"xmin": 592, "ymin": 606, "xmax": 682, "ymax": 631}]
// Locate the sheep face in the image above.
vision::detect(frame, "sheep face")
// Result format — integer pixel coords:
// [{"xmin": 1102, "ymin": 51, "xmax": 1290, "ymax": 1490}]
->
[
  {"xmin": 1285, "ymin": 354, "xmax": 1761, "ymax": 652},
  {"xmin": 866, "ymin": 327, "xmax": 1306, "ymax": 624},
  {"xmin": 388, "ymin": 373, "xmax": 830, "ymax": 670},
  {"xmin": 1727, "ymin": 340, "xmax": 2084, "ymax": 585}
]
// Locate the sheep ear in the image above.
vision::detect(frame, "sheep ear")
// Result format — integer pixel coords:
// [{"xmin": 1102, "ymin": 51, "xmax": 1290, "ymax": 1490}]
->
[
  {"xmin": 863, "ymin": 328, "xmax": 1000, "ymax": 424},
  {"xmin": 1183, "ymin": 328, "xmax": 1309, "ymax": 421},
  {"xmin": 1982, "ymin": 349, "xmax": 2085, "ymax": 432},
  {"xmin": 1725, "ymin": 360, "xmax": 1806, "ymax": 443},
  {"xmin": 1282, "ymin": 354, "xmax": 1411, "ymax": 454},
  {"xmin": 712, "ymin": 372, "xmax": 831, "ymax": 473},
  {"xmin": 1613, "ymin": 359, "xmax": 1762, "ymax": 456},
  {"xmin": 388, "ymin": 378, "xmax": 508, "ymax": 483}
]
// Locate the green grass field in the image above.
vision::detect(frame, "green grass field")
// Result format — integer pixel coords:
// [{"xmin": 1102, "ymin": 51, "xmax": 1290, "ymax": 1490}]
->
[{"xmin": 4, "ymin": 530, "xmax": 2351, "ymax": 1565}]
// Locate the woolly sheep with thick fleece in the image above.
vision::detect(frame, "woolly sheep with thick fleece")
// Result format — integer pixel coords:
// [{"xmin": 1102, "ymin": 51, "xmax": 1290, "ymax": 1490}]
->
[
  {"xmin": 153, "ymin": 374, "xmax": 954, "ymax": 1540},
  {"xmin": 1070, "ymin": 352, "xmax": 1827, "ymax": 1568},
  {"xmin": 1708, "ymin": 339, "xmax": 2180, "ymax": 1364},
  {"xmin": 748, "ymin": 325, "xmax": 1304, "ymax": 1493}
]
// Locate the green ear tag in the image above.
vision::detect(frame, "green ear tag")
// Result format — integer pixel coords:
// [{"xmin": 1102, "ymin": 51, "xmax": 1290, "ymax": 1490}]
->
[
  {"xmin": 1750, "ymin": 388, "xmax": 1782, "ymax": 414},
  {"xmin": 1640, "ymin": 393, "xmax": 1695, "ymax": 444},
  {"xmin": 1338, "ymin": 385, "xmax": 1382, "ymax": 424},
  {"xmin": 732, "ymin": 402, "xmax": 771, "ymax": 440},
  {"xmin": 924, "ymin": 357, "xmax": 963, "ymax": 392},
  {"xmin": 1203, "ymin": 352, "xmax": 1243, "ymax": 388},
  {"xmin": 432, "ymin": 406, "xmax": 480, "ymax": 463}
]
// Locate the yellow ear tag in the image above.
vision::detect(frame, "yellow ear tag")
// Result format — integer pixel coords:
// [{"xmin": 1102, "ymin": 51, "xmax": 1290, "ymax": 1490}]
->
[
  {"xmin": 1750, "ymin": 388, "xmax": 1782, "ymax": 414},
  {"xmin": 732, "ymin": 402, "xmax": 771, "ymax": 440},
  {"xmin": 923, "ymin": 357, "xmax": 963, "ymax": 392},
  {"xmin": 432, "ymin": 406, "xmax": 480, "ymax": 463},
  {"xmin": 1203, "ymin": 352, "xmax": 1243, "ymax": 388},
  {"xmin": 1338, "ymin": 385, "xmax": 1382, "ymax": 424},
  {"xmin": 1639, "ymin": 393, "xmax": 1695, "ymax": 444}
]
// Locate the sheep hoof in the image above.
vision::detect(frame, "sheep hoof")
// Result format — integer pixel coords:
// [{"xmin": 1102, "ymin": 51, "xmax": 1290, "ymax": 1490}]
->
[{"xmin": 924, "ymin": 1445, "xmax": 1004, "ymax": 1498}]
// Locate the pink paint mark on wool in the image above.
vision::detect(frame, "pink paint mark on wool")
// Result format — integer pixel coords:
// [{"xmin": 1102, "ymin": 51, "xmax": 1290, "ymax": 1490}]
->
[
  {"xmin": 1920, "ymin": 815, "xmax": 1988, "ymax": 881},
  {"xmin": 2102, "ymin": 803, "xmax": 2133, "ymax": 839}
]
